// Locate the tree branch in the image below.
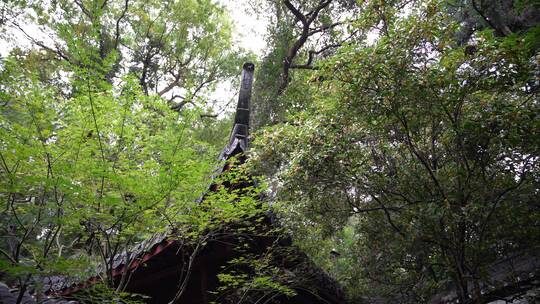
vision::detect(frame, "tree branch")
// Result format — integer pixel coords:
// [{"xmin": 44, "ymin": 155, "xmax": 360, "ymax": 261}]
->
[
  {"xmin": 279, "ymin": 0, "xmax": 336, "ymax": 93},
  {"xmin": 114, "ymin": 0, "xmax": 129, "ymax": 48},
  {"xmin": 74, "ymin": 0, "xmax": 93, "ymax": 20},
  {"xmin": 283, "ymin": 0, "xmax": 307, "ymax": 25},
  {"xmin": 308, "ymin": 21, "xmax": 342, "ymax": 35},
  {"xmin": 307, "ymin": 0, "xmax": 333, "ymax": 24},
  {"xmin": 10, "ymin": 21, "xmax": 72, "ymax": 63}
]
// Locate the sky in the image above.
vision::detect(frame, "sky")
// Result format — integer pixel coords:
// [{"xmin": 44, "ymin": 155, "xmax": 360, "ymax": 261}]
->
[
  {"xmin": 209, "ymin": 0, "xmax": 269, "ymax": 116},
  {"xmin": 220, "ymin": 0, "xmax": 268, "ymax": 56}
]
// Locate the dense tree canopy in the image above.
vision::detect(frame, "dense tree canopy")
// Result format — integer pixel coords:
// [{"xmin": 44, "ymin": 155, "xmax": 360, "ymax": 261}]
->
[
  {"xmin": 250, "ymin": 0, "xmax": 540, "ymax": 302},
  {"xmin": 1, "ymin": 0, "xmax": 246, "ymax": 110}
]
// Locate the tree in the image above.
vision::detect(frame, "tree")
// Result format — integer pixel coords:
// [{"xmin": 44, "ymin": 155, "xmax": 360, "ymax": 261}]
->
[
  {"xmin": 4, "ymin": 0, "xmax": 246, "ymax": 111},
  {"xmin": 445, "ymin": 0, "xmax": 540, "ymax": 44},
  {"xmin": 0, "ymin": 1, "xmax": 245, "ymax": 301},
  {"xmin": 0, "ymin": 48, "xmax": 220, "ymax": 297},
  {"xmin": 250, "ymin": 0, "xmax": 360, "ymax": 129},
  {"xmin": 251, "ymin": 0, "xmax": 540, "ymax": 302}
]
